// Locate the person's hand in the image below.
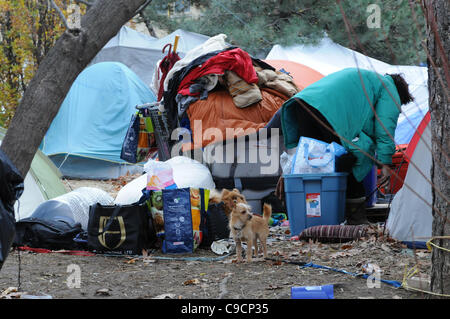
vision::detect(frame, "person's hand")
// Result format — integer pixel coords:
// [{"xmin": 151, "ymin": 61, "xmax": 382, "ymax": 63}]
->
[
  {"xmin": 378, "ymin": 165, "xmax": 391, "ymax": 190},
  {"xmin": 275, "ymin": 176, "xmax": 285, "ymax": 200}
]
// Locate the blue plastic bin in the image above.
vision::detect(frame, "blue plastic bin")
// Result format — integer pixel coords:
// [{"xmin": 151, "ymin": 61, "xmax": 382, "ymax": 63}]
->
[
  {"xmin": 362, "ymin": 165, "xmax": 377, "ymax": 207},
  {"xmin": 284, "ymin": 173, "xmax": 348, "ymax": 236}
]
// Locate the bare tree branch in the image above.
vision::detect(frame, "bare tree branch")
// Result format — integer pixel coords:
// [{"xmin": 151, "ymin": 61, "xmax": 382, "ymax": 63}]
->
[{"xmin": 49, "ymin": 0, "xmax": 70, "ymax": 29}]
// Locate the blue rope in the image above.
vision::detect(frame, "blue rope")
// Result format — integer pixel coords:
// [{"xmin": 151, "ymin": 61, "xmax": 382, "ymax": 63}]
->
[{"xmin": 302, "ymin": 262, "xmax": 402, "ymax": 288}]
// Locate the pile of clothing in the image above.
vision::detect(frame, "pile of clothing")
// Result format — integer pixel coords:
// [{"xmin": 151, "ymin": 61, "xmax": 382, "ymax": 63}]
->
[{"xmin": 153, "ymin": 34, "xmax": 299, "ymax": 149}]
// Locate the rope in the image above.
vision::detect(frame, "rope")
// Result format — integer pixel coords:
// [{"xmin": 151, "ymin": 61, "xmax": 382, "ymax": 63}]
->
[
  {"xmin": 399, "ymin": 236, "xmax": 450, "ymax": 297},
  {"xmin": 426, "ymin": 236, "xmax": 450, "ymax": 253},
  {"xmin": 401, "ymin": 264, "xmax": 450, "ymax": 298},
  {"xmin": 266, "ymin": 258, "xmax": 402, "ymax": 288}
]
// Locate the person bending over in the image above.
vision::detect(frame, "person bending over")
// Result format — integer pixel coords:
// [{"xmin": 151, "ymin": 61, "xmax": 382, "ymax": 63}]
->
[{"xmin": 276, "ymin": 68, "xmax": 414, "ymax": 225}]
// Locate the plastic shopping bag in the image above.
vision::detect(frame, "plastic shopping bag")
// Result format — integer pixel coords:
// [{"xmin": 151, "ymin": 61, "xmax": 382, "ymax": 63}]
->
[
  {"xmin": 121, "ymin": 112, "xmax": 158, "ymax": 164},
  {"xmin": 291, "ymin": 137, "xmax": 347, "ymax": 174},
  {"xmin": 145, "ymin": 160, "xmax": 177, "ymax": 191}
]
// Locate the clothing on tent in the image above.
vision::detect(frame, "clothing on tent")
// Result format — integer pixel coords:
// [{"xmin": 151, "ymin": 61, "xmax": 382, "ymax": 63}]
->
[
  {"xmin": 163, "ymin": 47, "xmax": 237, "ymax": 131},
  {"xmin": 177, "ymin": 47, "xmax": 258, "ymax": 97},
  {"xmin": 163, "ymin": 33, "xmax": 229, "ymax": 92},
  {"xmin": 256, "ymin": 67, "xmax": 299, "ymax": 98},
  {"xmin": 281, "ymin": 68, "xmax": 401, "ymax": 182},
  {"xmin": 224, "ymin": 70, "xmax": 262, "ymax": 108}
]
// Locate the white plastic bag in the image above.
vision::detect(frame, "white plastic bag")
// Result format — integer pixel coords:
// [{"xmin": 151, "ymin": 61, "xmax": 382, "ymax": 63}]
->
[
  {"xmin": 166, "ymin": 156, "xmax": 216, "ymax": 190},
  {"xmin": 144, "ymin": 159, "xmax": 176, "ymax": 191},
  {"xmin": 291, "ymin": 137, "xmax": 347, "ymax": 174}
]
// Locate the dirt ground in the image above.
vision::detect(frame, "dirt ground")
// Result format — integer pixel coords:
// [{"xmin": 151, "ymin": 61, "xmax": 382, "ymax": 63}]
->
[{"xmin": 0, "ymin": 178, "xmax": 432, "ymax": 300}]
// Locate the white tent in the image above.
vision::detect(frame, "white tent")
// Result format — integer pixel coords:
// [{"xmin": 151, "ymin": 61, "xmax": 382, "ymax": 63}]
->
[
  {"xmin": 90, "ymin": 26, "xmax": 210, "ymax": 89},
  {"xmin": 386, "ymin": 113, "xmax": 432, "ymax": 247},
  {"xmin": 266, "ymin": 37, "xmax": 429, "ymax": 145}
]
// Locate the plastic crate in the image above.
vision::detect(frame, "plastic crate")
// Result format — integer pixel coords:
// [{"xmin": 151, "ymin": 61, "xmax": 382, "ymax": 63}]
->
[{"xmin": 284, "ymin": 173, "xmax": 348, "ymax": 236}]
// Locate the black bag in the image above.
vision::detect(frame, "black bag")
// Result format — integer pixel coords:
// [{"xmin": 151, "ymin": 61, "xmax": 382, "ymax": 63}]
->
[
  {"xmin": 200, "ymin": 202, "xmax": 230, "ymax": 248},
  {"xmin": 87, "ymin": 202, "xmax": 156, "ymax": 255},
  {"xmin": 14, "ymin": 217, "xmax": 83, "ymax": 250},
  {"xmin": 120, "ymin": 113, "xmax": 140, "ymax": 163},
  {"xmin": 0, "ymin": 149, "xmax": 24, "ymax": 270},
  {"xmin": 261, "ymin": 191, "xmax": 287, "ymax": 216}
]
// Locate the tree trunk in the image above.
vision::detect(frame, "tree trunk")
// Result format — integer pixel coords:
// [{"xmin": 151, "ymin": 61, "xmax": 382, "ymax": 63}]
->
[
  {"xmin": 425, "ymin": 0, "xmax": 450, "ymax": 297},
  {"xmin": 0, "ymin": 0, "xmax": 149, "ymax": 177}
]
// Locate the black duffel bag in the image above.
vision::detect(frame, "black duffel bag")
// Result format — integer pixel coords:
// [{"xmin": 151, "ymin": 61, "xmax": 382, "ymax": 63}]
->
[
  {"xmin": 87, "ymin": 202, "xmax": 156, "ymax": 255},
  {"xmin": 14, "ymin": 216, "xmax": 83, "ymax": 250}
]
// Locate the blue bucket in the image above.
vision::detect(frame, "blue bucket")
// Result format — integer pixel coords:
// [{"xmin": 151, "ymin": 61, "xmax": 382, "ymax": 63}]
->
[{"xmin": 362, "ymin": 166, "xmax": 377, "ymax": 207}]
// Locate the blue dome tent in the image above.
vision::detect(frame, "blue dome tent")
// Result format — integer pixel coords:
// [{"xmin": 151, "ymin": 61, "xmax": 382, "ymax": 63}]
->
[{"xmin": 41, "ymin": 62, "xmax": 157, "ymax": 180}]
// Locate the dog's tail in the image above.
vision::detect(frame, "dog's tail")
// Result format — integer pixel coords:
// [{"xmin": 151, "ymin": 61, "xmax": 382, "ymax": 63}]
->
[
  {"xmin": 263, "ymin": 203, "xmax": 272, "ymax": 222},
  {"xmin": 209, "ymin": 189, "xmax": 222, "ymax": 204}
]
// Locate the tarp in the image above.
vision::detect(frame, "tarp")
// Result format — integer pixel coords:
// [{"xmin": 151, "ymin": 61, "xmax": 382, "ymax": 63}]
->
[
  {"xmin": 386, "ymin": 112, "xmax": 432, "ymax": 245},
  {"xmin": 90, "ymin": 26, "xmax": 210, "ymax": 88},
  {"xmin": 41, "ymin": 62, "xmax": 157, "ymax": 180},
  {"xmin": 0, "ymin": 128, "xmax": 67, "ymax": 221},
  {"xmin": 266, "ymin": 37, "xmax": 429, "ymax": 145}
]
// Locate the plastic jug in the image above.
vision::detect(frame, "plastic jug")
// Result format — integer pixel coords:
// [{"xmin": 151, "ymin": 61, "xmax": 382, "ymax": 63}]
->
[{"xmin": 291, "ymin": 285, "xmax": 334, "ymax": 299}]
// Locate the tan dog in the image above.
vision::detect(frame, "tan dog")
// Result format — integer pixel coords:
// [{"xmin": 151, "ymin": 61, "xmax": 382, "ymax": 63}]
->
[
  {"xmin": 209, "ymin": 188, "xmax": 247, "ymax": 219},
  {"xmin": 229, "ymin": 202, "xmax": 271, "ymax": 262}
]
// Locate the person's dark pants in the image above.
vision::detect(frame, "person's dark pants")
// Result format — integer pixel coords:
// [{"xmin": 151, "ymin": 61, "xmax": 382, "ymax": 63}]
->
[{"xmin": 291, "ymin": 99, "xmax": 366, "ymax": 199}]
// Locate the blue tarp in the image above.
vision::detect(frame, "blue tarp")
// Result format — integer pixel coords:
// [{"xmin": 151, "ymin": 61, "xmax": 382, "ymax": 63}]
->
[{"xmin": 41, "ymin": 62, "xmax": 156, "ymax": 178}]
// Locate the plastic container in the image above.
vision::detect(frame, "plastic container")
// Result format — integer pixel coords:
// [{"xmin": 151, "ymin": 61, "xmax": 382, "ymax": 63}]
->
[
  {"xmin": 284, "ymin": 173, "xmax": 348, "ymax": 237},
  {"xmin": 362, "ymin": 165, "xmax": 377, "ymax": 207},
  {"xmin": 291, "ymin": 285, "xmax": 334, "ymax": 299}
]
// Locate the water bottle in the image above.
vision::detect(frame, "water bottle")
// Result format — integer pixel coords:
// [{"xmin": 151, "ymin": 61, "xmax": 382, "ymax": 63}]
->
[{"xmin": 291, "ymin": 285, "xmax": 334, "ymax": 299}]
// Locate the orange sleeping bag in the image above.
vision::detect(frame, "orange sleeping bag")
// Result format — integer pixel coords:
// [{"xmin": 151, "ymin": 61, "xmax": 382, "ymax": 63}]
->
[{"xmin": 185, "ymin": 88, "xmax": 288, "ymax": 149}]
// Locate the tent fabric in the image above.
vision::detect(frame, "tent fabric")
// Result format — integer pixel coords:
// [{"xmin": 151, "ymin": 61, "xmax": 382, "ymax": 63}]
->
[
  {"xmin": 263, "ymin": 60, "xmax": 324, "ymax": 90},
  {"xmin": 0, "ymin": 128, "xmax": 67, "ymax": 221},
  {"xmin": 91, "ymin": 26, "xmax": 210, "ymax": 88},
  {"xmin": 41, "ymin": 62, "xmax": 156, "ymax": 179},
  {"xmin": 186, "ymin": 88, "xmax": 288, "ymax": 149},
  {"xmin": 266, "ymin": 37, "xmax": 429, "ymax": 145},
  {"xmin": 386, "ymin": 112, "xmax": 432, "ymax": 244}
]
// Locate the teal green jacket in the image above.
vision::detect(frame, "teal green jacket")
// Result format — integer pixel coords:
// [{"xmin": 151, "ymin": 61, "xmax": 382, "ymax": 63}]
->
[{"xmin": 281, "ymin": 68, "xmax": 401, "ymax": 181}]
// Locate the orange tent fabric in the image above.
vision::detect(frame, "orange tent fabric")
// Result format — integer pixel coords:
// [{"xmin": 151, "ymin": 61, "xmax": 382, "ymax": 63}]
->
[
  {"xmin": 184, "ymin": 60, "xmax": 324, "ymax": 149},
  {"xmin": 263, "ymin": 59, "xmax": 324, "ymax": 90}
]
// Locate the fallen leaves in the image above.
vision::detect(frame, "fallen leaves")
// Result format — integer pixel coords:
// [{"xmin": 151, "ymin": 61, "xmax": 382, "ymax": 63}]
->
[{"xmin": 183, "ymin": 279, "xmax": 200, "ymax": 286}]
